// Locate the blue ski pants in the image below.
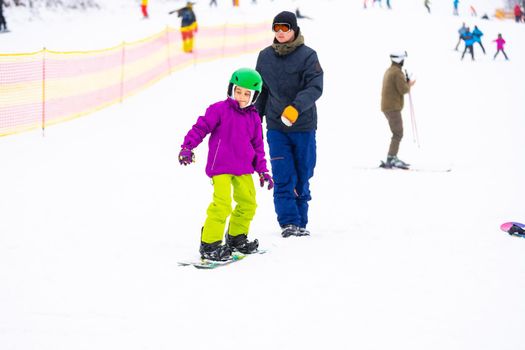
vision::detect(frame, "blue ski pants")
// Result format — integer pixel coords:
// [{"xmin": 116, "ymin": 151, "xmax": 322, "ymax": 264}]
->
[{"xmin": 266, "ymin": 130, "xmax": 316, "ymax": 228}]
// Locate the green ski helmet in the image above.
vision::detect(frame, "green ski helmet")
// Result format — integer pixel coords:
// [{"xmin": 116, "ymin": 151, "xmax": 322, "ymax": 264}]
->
[{"xmin": 227, "ymin": 68, "xmax": 263, "ymax": 107}]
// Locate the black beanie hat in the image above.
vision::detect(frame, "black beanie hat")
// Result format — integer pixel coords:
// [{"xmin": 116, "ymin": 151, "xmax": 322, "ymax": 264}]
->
[{"xmin": 273, "ymin": 11, "xmax": 299, "ymax": 33}]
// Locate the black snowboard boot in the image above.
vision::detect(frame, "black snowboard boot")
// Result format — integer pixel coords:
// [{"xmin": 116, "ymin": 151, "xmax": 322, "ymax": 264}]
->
[
  {"xmin": 226, "ymin": 234, "xmax": 259, "ymax": 254},
  {"xmin": 199, "ymin": 241, "xmax": 232, "ymax": 261}
]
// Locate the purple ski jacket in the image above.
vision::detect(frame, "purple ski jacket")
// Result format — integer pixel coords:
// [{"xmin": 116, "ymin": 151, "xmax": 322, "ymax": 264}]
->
[{"xmin": 181, "ymin": 98, "xmax": 269, "ymax": 178}]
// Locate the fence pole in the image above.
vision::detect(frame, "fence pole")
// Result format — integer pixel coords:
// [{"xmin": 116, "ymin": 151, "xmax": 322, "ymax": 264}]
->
[
  {"xmin": 120, "ymin": 41, "xmax": 126, "ymax": 103},
  {"xmin": 41, "ymin": 47, "xmax": 46, "ymax": 137}
]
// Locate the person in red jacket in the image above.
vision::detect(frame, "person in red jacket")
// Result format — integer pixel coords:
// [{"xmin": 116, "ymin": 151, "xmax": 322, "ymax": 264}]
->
[{"xmin": 514, "ymin": 4, "xmax": 523, "ymax": 23}]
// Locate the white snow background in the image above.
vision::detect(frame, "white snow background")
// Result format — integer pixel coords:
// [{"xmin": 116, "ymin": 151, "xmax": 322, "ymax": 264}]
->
[{"xmin": 1, "ymin": 0, "xmax": 524, "ymax": 349}]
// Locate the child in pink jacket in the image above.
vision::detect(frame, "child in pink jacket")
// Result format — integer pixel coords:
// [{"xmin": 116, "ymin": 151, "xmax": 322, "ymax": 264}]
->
[
  {"xmin": 179, "ymin": 68, "xmax": 273, "ymax": 261},
  {"xmin": 493, "ymin": 33, "xmax": 509, "ymax": 60}
]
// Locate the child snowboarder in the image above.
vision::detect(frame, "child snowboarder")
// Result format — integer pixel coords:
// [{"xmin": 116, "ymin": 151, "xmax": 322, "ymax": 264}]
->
[
  {"xmin": 178, "ymin": 68, "xmax": 273, "ymax": 261},
  {"xmin": 493, "ymin": 33, "xmax": 509, "ymax": 60}
]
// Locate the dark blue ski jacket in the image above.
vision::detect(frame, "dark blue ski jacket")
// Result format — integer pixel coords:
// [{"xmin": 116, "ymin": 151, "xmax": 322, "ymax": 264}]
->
[{"xmin": 255, "ymin": 36, "xmax": 323, "ymax": 132}]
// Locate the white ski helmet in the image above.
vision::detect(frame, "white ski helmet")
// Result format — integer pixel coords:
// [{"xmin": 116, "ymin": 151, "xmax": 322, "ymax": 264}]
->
[{"xmin": 390, "ymin": 50, "xmax": 407, "ymax": 64}]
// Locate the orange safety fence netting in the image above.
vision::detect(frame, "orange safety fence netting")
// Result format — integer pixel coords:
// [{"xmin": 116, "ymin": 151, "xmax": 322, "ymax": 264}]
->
[{"xmin": 0, "ymin": 22, "xmax": 271, "ymax": 137}]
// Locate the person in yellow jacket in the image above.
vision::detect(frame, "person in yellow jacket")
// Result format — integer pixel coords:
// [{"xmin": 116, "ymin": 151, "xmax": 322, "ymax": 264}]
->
[
  {"xmin": 169, "ymin": 2, "xmax": 198, "ymax": 53},
  {"xmin": 141, "ymin": 0, "xmax": 149, "ymax": 19}
]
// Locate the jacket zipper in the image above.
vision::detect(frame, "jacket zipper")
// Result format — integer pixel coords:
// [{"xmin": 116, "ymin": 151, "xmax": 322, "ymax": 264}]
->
[{"xmin": 211, "ymin": 139, "xmax": 221, "ymax": 170}]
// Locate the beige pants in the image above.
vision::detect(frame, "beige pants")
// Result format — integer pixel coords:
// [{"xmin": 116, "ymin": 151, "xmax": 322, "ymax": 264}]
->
[{"xmin": 383, "ymin": 110, "xmax": 403, "ymax": 156}]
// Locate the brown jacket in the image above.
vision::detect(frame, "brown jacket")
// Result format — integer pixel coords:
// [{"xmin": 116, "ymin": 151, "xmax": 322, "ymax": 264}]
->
[{"xmin": 381, "ymin": 63, "xmax": 410, "ymax": 112}]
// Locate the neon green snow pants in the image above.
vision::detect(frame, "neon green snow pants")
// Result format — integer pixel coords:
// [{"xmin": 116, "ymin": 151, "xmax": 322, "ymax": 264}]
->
[{"xmin": 201, "ymin": 174, "xmax": 257, "ymax": 244}]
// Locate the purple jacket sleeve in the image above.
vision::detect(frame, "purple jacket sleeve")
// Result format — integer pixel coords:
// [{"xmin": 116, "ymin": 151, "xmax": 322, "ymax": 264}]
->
[
  {"xmin": 181, "ymin": 105, "xmax": 220, "ymax": 150},
  {"xmin": 251, "ymin": 112, "xmax": 269, "ymax": 174}
]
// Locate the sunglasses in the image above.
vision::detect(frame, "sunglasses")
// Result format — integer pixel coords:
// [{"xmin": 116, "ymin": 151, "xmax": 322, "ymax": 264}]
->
[{"xmin": 272, "ymin": 23, "xmax": 292, "ymax": 33}]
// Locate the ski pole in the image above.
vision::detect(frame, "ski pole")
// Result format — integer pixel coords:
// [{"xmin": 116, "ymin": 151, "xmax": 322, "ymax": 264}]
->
[{"xmin": 405, "ymin": 70, "xmax": 420, "ymax": 148}]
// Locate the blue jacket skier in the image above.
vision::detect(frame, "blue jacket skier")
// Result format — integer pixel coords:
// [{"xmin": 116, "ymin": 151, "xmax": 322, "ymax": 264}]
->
[
  {"xmin": 461, "ymin": 27, "xmax": 475, "ymax": 61},
  {"xmin": 472, "ymin": 25, "xmax": 486, "ymax": 54},
  {"xmin": 255, "ymin": 11, "xmax": 323, "ymax": 238}
]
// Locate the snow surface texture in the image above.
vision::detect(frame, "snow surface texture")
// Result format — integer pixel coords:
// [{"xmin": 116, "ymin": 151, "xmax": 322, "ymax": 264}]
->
[{"xmin": 1, "ymin": 0, "xmax": 524, "ymax": 349}]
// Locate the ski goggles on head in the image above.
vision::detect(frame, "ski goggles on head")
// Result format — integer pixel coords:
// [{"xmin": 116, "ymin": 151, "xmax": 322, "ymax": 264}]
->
[{"xmin": 272, "ymin": 23, "xmax": 292, "ymax": 33}]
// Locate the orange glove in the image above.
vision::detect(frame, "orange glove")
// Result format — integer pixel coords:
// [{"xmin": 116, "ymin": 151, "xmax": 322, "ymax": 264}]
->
[{"xmin": 281, "ymin": 105, "xmax": 298, "ymax": 127}]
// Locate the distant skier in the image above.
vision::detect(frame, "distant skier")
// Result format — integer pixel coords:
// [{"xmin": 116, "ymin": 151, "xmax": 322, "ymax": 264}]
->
[
  {"xmin": 141, "ymin": 0, "xmax": 149, "ymax": 19},
  {"xmin": 455, "ymin": 22, "xmax": 467, "ymax": 51},
  {"xmin": 381, "ymin": 51, "xmax": 415, "ymax": 169},
  {"xmin": 493, "ymin": 33, "xmax": 509, "ymax": 60},
  {"xmin": 178, "ymin": 68, "xmax": 273, "ymax": 261},
  {"xmin": 472, "ymin": 25, "xmax": 486, "ymax": 54},
  {"xmin": 453, "ymin": 0, "xmax": 459, "ymax": 15},
  {"xmin": 514, "ymin": 4, "xmax": 523, "ymax": 23},
  {"xmin": 424, "ymin": 0, "xmax": 431, "ymax": 14},
  {"xmin": 460, "ymin": 27, "xmax": 475, "ymax": 60},
  {"xmin": 0, "ymin": 0, "xmax": 7, "ymax": 32},
  {"xmin": 169, "ymin": 2, "xmax": 198, "ymax": 53}
]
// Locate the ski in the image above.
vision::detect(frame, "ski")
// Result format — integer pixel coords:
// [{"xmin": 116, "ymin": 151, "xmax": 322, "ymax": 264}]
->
[
  {"xmin": 500, "ymin": 222, "xmax": 525, "ymax": 239},
  {"xmin": 178, "ymin": 249, "xmax": 268, "ymax": 269},
  {"xmin": 351, "ymin": 162, "xmax": 452, "ymax": 173}
]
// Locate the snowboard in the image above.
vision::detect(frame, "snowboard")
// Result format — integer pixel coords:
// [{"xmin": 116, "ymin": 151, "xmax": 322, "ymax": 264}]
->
[
  {"xmin": 500, "ymin": 222, "xmax": 525, "ymax": 239},
  {"xmin": 178, "ymin": 249, "xmax": 268, "ymax": 269}
]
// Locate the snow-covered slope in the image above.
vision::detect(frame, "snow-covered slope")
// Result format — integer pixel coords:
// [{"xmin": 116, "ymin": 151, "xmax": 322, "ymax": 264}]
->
[{"xmin": 1, "ymin": 1, "xmax": 524, "ymax": 349}]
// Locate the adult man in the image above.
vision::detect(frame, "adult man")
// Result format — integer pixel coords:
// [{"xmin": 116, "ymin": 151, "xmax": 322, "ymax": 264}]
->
[
  {"xmin": 255, "ymin": 11, "xmax": 323, "ymax": 238},
  {"xmin": 381, "ymin": 51, "xmax": 415, "ymax": 169}
]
